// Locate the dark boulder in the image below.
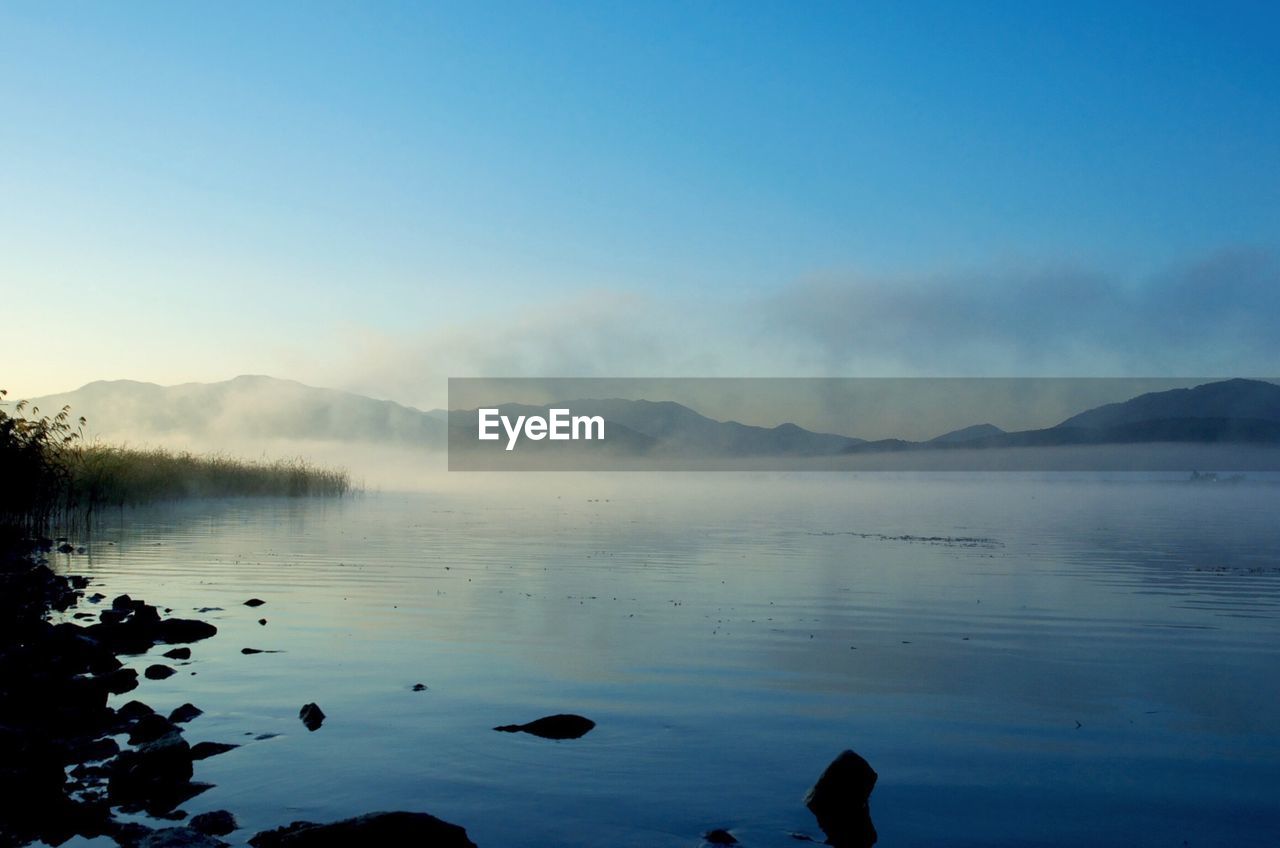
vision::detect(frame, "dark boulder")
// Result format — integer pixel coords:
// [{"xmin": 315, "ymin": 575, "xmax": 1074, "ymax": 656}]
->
[
  {"xmin": 99, "ymin": 667, "xmax": 139, "ymax": 695},
  {"xmin": 129, "ymin": 714, "xmax": 180, "ymax": 745},
  {"xmin": 117, "ymin": 700, "xmax": 156, "ymax": 721},
  {"xmin": 244, "ymin": 598, "xmax": 266, "ymax": 608},
  {"xmin": 108, "ymin": 731, "xmax": 194, "ymax": 809},
  {"xmin": 169, "ymin": 703, "xmax": 203, "ymax": 723},
  {"xmin": 248, "ymin": 811, "xmax": 477, "ymax": 848},
  {"xmin": 493, "ymin": 713, "xmax": 595, "ymax": 740},
  {"xmin": 163, "ymin": 647, "xmax": 192, "ymax": 660},
  {"xmin": 145, "ymin": 664, "xmax": 176, "ymax": 680},
  {"xmin": 190, "ymin": 810, "xmax": 238, "ymax": 836},
  {"xmin": 705, "ymin": 828, "xmax": 738, "ymax": 844},
  {"xmin": 157, "ymin": 618, "xmax": 218, "ymax": 645},
  {"xmin": 298, "ymin": 703, "xmax": 325, "ymax": 731},
  {"xmin": 138, "ymin": 826, "xmax": 230, "ymax": 847},
  {"xmin": 190, "ymin": 741, "xmax": 239, "ymax": 761},
  {"xmin": 803, "ymin": 749, "xmax": 878, "ymax": 848}
]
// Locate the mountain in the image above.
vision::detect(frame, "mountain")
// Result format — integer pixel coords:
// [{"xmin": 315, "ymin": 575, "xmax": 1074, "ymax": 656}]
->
[
  {"xmin": 28, "ymin": 376, "xmax": 445, "ymax": 447},
  {"xmin": 24, "ymin": 376, "xmax": 1280, "ymax": 463},
  {"xmin": 1055, "ymin": 378, "xmax": 1280, "ymax": 430},
  {"xmin": 448, "ymin": 398, "xmax": 863, "ymax": 457},
  {"xmin": 929, "ymin": 423, "xmax": 1005, "ymax": 444},
  {"xmin": 843, "ymin": 378, "xmax": 1280, "ymax": 454},
  {"xmin": 557, "ymin": 399, "xmax": 864, "ymax": 456}
]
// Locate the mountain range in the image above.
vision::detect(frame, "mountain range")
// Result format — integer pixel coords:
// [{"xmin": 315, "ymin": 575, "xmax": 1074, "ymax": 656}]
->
[{"xmin": 23, "ymin": 376, "xmax": 1280, "ymax": 458}]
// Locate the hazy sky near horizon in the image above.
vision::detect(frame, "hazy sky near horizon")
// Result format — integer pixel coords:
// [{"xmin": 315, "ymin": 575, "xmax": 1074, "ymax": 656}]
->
[{"xmin": 2, "ymin": 1, "xmax": 1278, "ymax": 407}]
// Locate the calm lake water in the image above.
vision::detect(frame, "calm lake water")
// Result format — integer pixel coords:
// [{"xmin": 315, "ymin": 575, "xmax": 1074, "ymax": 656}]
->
[{"xmin": 46, "ymin": 476, "xmax": 1280, "ymax": 847}]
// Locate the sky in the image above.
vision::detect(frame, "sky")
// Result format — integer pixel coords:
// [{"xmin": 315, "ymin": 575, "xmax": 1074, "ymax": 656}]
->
[{"xmin": 2, "ymin": 1, "xmax": 1278, "ymax": 407}]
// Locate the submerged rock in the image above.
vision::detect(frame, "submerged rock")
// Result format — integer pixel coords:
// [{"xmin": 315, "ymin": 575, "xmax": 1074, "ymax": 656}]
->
[
  {"xmin": 248, "ymin": 811, "xmax": 476, "ymax": 848},
  {"xmin": 493, "ymin": 713, "xmax": 595, "ymax": 740},
  {"xmin": 803, "ymin": 749, "xmax": 878, "ymax": 848},
  {"xmin": 411, "ymin": 683, "xmax": 427, "ymax": 692},
  {"xmin": 705, "ymin": 828, "xmax": 739, "ymax": 844},
  {"xmin": 190, "ymin": 741, "xmax": 239, "ymax": 761},
  {"xmin": 299, "ymin": 703, "xmax": 326, "ymax": 731}
]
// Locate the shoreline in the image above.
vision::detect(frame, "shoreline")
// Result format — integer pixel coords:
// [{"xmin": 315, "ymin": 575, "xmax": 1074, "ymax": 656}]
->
[
  {"xmin": 1, "ymin": 535, "xmax": 875, "ymax": 848},
  {"xmin": 0, "ymin": 538, "xmax": 480, "ymax": 848}
]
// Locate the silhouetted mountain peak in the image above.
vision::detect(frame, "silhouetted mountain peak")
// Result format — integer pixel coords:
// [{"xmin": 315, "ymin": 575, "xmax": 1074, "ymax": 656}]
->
[{"xmin": 1056, "ymin": 378, "xmax": 1280, "ymax": 430}]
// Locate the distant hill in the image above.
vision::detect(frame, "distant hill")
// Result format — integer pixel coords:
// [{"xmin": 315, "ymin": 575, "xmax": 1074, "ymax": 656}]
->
[
  {"xmin": 23, "ymin": 376, "xmax": 1280, "ymax": 462},
  {"xmin": 929, "ymin": 423, "xmax": 1005, "ymax": 444},
  {"xmin": 1055, "ymin": 378, "xmax": 1280, "ymax": 429},
  {"xmin": 557, "ymin": 399, "xmax": 863, "ymax": 456},
  {"xmin": 448, "ymin": 398, "xmax": 862, "ymax": 457},
  {"xmin": 28, "ymin": 376, "xmax": 445, "ymax": 447}
]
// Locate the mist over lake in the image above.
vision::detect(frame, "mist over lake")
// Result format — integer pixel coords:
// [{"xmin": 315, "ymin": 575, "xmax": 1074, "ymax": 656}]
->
[{"xmin": 47, "ymin": 475, "xmax": 1280, "ymax": 847}]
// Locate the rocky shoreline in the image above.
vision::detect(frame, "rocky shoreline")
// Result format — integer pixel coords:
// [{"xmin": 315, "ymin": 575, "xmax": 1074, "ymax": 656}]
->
[
  {"xmin": 0, "ymin": 539, "xmax": 481, "ymax": 848},
  {"xmin": 0, "ymin": 538, "xmax": 876, "ymax": 848}
]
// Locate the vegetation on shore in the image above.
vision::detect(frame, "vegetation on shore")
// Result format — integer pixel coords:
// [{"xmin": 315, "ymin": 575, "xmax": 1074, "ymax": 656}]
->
[{"xmin": 1, "ymin": 389, "xmax": 351, "ymax": 538}]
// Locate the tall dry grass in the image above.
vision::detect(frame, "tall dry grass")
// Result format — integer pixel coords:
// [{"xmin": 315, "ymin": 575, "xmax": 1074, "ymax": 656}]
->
[{"xmin": 1, "ymin": 389, "xmax": 351, "ymax": 539}]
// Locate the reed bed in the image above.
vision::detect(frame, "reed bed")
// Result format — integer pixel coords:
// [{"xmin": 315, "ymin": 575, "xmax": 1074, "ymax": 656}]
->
[{"xmin": 1, "ymin": 390, "xmax": 351, "ymax": 539}]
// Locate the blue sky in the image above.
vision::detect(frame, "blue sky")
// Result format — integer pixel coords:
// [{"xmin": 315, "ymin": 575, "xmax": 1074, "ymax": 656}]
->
[{"xmin": 2, "ymin": 1, "xmax": 1277, "ymax": 403}]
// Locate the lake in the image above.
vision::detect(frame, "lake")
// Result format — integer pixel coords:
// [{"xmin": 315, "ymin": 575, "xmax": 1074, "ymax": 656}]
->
[{"xmin": 46, "ymin": 475, "xmax": 1280, "ymax": 847}]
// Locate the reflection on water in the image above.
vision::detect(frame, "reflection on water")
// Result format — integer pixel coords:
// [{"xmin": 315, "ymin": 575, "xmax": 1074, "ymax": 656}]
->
[{"xmin": 49, "ymin": 476, "xmax": 1280, "ymax": 847}]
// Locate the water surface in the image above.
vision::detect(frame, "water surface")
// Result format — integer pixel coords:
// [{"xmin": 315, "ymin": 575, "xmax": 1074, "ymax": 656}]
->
[{"xmin": 50, "ymin": 476, "xmax": 1280, "ymax": 847}]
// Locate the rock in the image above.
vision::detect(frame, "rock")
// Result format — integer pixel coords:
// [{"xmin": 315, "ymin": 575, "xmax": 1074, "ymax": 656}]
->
[
  {"xmin": 705, "ymin": 828, "xmax": 738, "ymax": 844},
  {"xmin": 190, "ymin": 810, "xmax": 238, "ymax": 836},
  {"xmin": 803, "ymin": 749, "xmax": 878, "ymax": 848},
  {"xmin": 146, "ymin": 664, "xmax": 176, "ymax": 680},
  {"xmin": 69, "ymin": 736, "xmax": 120, "ymax": 763},
  {"xmin": 157, "ymin": 618, "xmax": 218, "ymax": 645},
  {"xmin": 244, "ymin": 599, "xmax": 266, "ymax": 607},
  {"xmin": 117, "ymin": 700, "xmax": 156, "ymax": 721},
  {"xmin": 129, "ymin": 714, "xmax": 180, "ymax": 745},
  {"xmin": 412, "ymin": 683, "xmax": 427, "ymax": 692},
  {"xmin": 100, "ymin": 608, "xmax": 130, "ymax": 625},
  {"xmin": 190, "ymin": 741, "xmax": 239, "ymax": 761},
  {"xmin": 112, "ymin": 595, "xmax": 135, "ymax": 610},
  {"xmin": 163, "ymin": 647, "xmax": 192, "ymax": 660},
  {"xmin": 248, "ymin": 811, "xmax": 477, "ymax": 848},
  {"xmin": 139, "ymin": 825, "xmax": 230, "ymax": 847},
  {"xmin": 493, "ymin": 713, "xmax": 595, "ymax": 740},
  {"xmin": 57, "ymin": 543, "xmax": 75, "ymax": 554},
  {"xmin": 299, "ymin": 703, "xmax": 325, "ymax": 731},
  {"xmin": 241, "ymin": 648, "xmax": 265, "ymax": 655},
  {"xmin": 99, "ymin": 667, "xmax": 139, "ymax": 695},
  {"xmin": 169, "ymin": 703, "xmax": 203, "ymax": 723},
  {"xmin": 108, "ymin": 731, "xmax": 194, "ymax": 809},
  {"xmin": 258, "ymin": 618, "xmax": 267, "ymax": 625}
]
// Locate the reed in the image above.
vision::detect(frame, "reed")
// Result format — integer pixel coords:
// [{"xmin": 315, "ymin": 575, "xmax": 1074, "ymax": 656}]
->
[{"xmin": 1, "ymin": 389, "xmax": 350, "ymax": 539}]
